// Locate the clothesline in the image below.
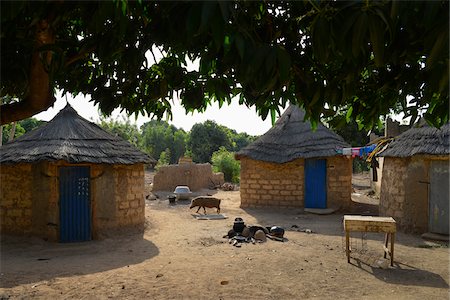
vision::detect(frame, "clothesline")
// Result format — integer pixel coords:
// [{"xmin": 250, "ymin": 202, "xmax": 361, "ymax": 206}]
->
[
  {"xmin": 336, "ymin": 138, "xmax": 393, "ymax": 161},
  {"xmin": 336, "ymin": 144, "xmax": 377, "ymax": 158}
]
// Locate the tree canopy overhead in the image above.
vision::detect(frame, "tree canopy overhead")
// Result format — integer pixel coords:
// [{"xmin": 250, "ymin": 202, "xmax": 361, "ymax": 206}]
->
[{"xmin": 1, "ymin": 1, "xmax": 448, "ymax": 127}]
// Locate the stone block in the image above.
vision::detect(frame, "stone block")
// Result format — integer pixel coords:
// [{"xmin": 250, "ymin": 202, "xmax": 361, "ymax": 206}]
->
[
  {"xmin": 269, "ymin": 190, "xmax": 279, "ymax": 195},
  {"xmin": 280, "ymin": 190, "xmax": 291, "ymax": 196}
]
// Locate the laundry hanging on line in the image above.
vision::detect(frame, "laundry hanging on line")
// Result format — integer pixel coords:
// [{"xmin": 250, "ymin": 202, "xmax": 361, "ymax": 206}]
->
[{"xmin": 341, "ymin": 144, "xmax": 376, "ymax": 158}]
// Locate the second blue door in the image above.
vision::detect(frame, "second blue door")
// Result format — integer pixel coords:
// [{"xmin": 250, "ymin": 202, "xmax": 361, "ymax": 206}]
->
[{"xmin": 305, "ymin": 159, "xmax": 327, "ymax": 209}]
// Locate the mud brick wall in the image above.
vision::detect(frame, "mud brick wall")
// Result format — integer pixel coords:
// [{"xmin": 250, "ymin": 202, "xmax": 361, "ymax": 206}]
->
[
  {"xmin": 239, "ymin": 158, "xmax": 304, "ymax": 208},
  {"xmin": 380, "ymin": 157, "xmax": 407, "ymax": 222},
  {"xmin": 153, "ymin": 163, "xmax": 224, "ymax": 191},
  {"xmin": 326, "ymin": 157, "xmax": 353, "ymax": 209},
  {"xmin": 380, "ymin": 156, "xmax": 447, "ymax": 233},
  {"xmin": 239, "ymin": 157, "xmax": 352, "ymax": 209},
  {"xmin": 1, "ymin": 162, "xmax": 146, "ymax": 241},
  {"xmin": 113, "ymin": 164, "xmax": 145, "ymax": 231},
  {"xmin": 0, "ymin": 164, "xmax": 33, "ymax": 234}
]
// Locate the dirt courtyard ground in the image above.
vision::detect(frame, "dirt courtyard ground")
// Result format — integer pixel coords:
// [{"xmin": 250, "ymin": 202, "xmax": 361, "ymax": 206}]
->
[{"xmin": 1, "ymin": 173, "xmax": 448, "ymax": 299}]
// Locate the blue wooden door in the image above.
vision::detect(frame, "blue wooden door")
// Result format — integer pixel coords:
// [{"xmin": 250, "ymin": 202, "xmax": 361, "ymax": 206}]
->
[
  {"xmin": 305, "ymin": 159, "xmax": 327, "ymax": 208},
  {"xmin": 429, "ymin": 161, "xmax": 449, "ymax": 235},
  {"xmin": 59, "ymin": 166, "xmax": 91, "ymax": 242}
]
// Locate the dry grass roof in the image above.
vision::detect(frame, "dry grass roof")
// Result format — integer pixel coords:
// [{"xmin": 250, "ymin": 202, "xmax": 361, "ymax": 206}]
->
[
  {"xmin": 0, "ymin": 104, "xmax": 154, "ymax": 165},
  {"xmin": 235, "ymin": 105, "xmax": 350, "ymax": 163},
  {"xmin": 379, "ymin": 123, "xmax": 449, "ymax": 157}
]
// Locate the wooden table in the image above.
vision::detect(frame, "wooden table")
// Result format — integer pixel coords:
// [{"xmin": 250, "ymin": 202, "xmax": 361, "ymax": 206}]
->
[{"xmin": 343, "ymin": 215, "xmax": 396, "ymax": 266}]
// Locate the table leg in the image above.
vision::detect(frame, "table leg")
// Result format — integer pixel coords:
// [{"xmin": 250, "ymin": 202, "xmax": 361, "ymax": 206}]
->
[
  {"xmin": 384, "ymin": 233, "xmax": 389, "ymax": 259},
  {"xmin": 390, "ymin": 233, "xmax": 395, "ymax": 266},
  {"xmin": 346, "ymin": 231, "xmax": 350, "ymax": 263}
]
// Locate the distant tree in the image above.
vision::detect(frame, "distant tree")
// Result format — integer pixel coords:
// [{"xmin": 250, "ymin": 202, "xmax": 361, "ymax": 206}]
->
[
  {"xmin": 211, "ymin": 147, "xmax": 240, "ymax": 183},
  {"xmin": 229, "ymin": 131, "xmax": 257, "ymax": 152},
  {"xmin": 99, "ymin": 117, "xmax": 142, "ymax": 148},
  {"xmin": 2, "ymin": 123, "xmax": 25, "ymax": 145},
  {"xmin": 17, "ymin": 118, "xmax": 45, "ymax": 133},
  {"xmin": 1, "ymin": 117, "xmax": 44, "ymax": 145},
  {"xmin": 173, "ymin": 130, "xmax": 188, "ymax": 163},
  {"xmin": 188, "ymin": 120, "xmax": 232, "ymax": 163},
  {"xmin": 155, "ymin": 148, "xmax": 171, "ymax": 171},
  {"xmin": 141, "ymin": 120, "xmax": 187, "ymax": 164}
]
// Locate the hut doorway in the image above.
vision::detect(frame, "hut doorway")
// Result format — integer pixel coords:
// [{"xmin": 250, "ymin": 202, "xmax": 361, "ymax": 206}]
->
[
  {"xmin": 304, "ymin": 159, "xmax": 327, "ymax": 208},
  {"xmin": 428, "ymin": 161, "xmax": 449, "ymax": 235},
  {"xmin": 59, "ymin": 166, "xmax": 92, "ymax": 242}
]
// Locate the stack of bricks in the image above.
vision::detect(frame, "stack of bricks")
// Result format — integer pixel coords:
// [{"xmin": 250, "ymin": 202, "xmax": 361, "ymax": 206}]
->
[
  {"xmin": 0, "ymin": 164, "xmax": 33, "ymax": 234},
  {"xmin": 239, "ymin": 158, "xmax": 304, "ymax": 208},
  {"xmin": 114, "ymin": 164, "xmax": 145, "ymax": 229}
]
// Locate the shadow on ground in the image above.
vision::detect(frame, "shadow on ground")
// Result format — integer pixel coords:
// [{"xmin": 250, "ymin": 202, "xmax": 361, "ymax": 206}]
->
[
  {"xmin": 0, "ymin": 234, "xmax": 158, "ymax": 288},
  {"xmin": 351, "ymin": 259, "xmax": 449, "ymax": 288}
]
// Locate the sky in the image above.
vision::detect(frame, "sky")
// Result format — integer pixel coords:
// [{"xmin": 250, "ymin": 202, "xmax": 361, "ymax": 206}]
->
[{"xmin": 34, "ymin": 91, "xmax": 279, "ymax": 136}]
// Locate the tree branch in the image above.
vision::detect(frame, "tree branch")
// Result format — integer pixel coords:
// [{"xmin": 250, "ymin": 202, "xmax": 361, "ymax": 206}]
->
[
  {"xmin": 65, "ymin": 46, "xmax": 96, "ymax": 67},
  {"xmin": 1, "ymin": 20, "xmax": 56, "ymax": 125}
]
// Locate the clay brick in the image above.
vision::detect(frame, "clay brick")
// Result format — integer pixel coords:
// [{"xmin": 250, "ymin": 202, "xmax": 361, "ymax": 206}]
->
[
  {"xmin": 280, "ymin": 190, "xmax": 291, "ymax": 196},
  {"xmin": 269, "ymin": 190, "xmax": 279, "ymax": 195},
  {"xmin": 7, "ymin": 209, "xmax": 22, "ymax": 217},
  {"xmin": 119, "ymin": 201, "xmax": 129, "ymax": 210},
  {"xmin": 250, "ymin": 184, "xmax": 261, "ymax": 189}
]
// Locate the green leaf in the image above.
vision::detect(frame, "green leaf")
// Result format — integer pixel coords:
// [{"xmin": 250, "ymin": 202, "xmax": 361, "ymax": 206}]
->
[
  {"xmin": 346, "ymin": 106, "xmax": 353, "ymax": 122},
  {"xmin": 270, "ymin": 108, "xmax": 276, "ymax": 125},
  {"xmin": 368, "ymin": 14, "xmax": 385, "ymax": 67},
  {"xmin": 426, "ymin": 31, "xmax": 447, "ymax": 69},
  {"xmin": 235, "ymin": 34, "xmax": 246, "ymax": 60},
  {"xmin": 312, "ymin": 15, "xmax": 329, "ymax": 63},
  {"xmin": 277, "ymin": 47, "xmax": 291, "ymax": 83},
  {"xmin": 352, "ymin": 12, "xmax": 368, "ymax": 59}
]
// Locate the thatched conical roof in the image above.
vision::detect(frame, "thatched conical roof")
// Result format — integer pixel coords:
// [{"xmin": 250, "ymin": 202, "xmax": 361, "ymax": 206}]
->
[
  {"xmin": 378, "ymin": 123, "xmax": 449, "ymax": 157},
  {"xmin": 0, "ymin": 104, "xmax": 154, "ymax": 165},
  {"xmin": 235, "ymin": 105, "xmax": 350, "ymax": 163}
]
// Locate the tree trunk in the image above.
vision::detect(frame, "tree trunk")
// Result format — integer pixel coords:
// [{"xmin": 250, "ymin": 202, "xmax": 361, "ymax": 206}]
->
[
  {"xmin": 8, "ymin": 122, "xmax": 16, "ymax": 142},
  {"xmin": 0, "ymin": 20, "xmax": 56, "ymax": 125}
]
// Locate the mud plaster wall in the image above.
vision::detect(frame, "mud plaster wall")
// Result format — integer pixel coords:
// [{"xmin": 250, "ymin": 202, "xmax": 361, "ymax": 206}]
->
[
  {"xmin": 153, "ymin": 163, "xmax": 224, "ymax": 191},
  {"xmin": 239, "ymin": 157, "xmax": 352, "ymax": 209},
  {"xmin": 1, "ymin": 162, "xmax": 145, "ymax": 241},
  {"xmin": 380, "ymin": 156, "xmax": 448, "ymax": 233}
]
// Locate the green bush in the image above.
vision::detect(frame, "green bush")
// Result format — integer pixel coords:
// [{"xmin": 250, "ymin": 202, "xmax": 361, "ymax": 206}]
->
[
  {"xmin": 211, "ymin": 147, "xmax": 240, "ymax": 183},
  {"xmin": 155, "ymin": 148, "xmax": 171, "ymax": 171}
]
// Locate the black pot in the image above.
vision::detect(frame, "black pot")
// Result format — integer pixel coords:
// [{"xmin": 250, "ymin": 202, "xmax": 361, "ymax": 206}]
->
[{"xmin": 233, "ymin": 217, "xmax": 245, "ymax": 233}]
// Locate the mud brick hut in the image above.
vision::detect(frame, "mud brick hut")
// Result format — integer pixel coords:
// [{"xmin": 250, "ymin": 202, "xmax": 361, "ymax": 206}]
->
[
  {"xmin": 378, "ymin": 123, "xmax": 449, "ymax": 235},
  {"xmin": 235, "ymin": 105, "xmax": 351, "ymax": 209},
  {"xmin": 0, "ymin": 104, "xmax": 154, "ymax": 242}
]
